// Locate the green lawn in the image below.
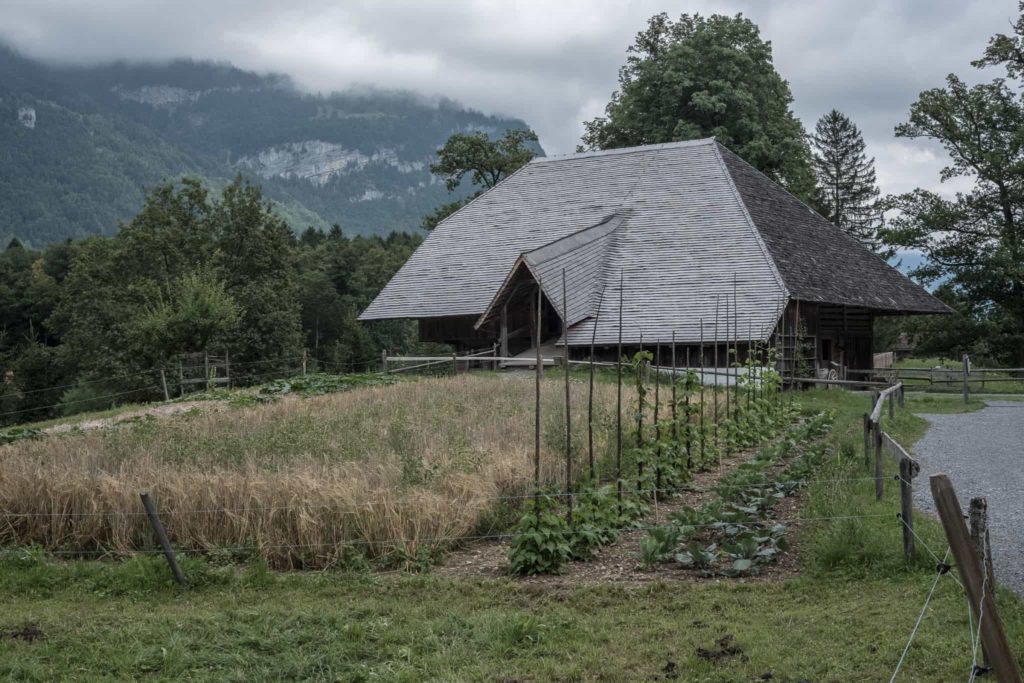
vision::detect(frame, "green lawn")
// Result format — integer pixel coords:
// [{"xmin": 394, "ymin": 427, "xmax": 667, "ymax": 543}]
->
[{"xmin": 1, "ymin": 384, "xmax": 1021, "ymax": 681}]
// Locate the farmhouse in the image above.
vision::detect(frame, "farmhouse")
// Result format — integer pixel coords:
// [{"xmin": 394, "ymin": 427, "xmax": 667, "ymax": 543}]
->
[{"xmin": 360, "ymin": 138, "xmax": 949, "ymax": 376}]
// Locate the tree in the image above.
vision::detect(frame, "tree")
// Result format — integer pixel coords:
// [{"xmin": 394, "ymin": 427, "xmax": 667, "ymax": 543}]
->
[
  {"xmin": 882, "ymin": 8, "xmax": 1024, "ymax": 364},
  {"xmin": 422, "ymin": 129, "xmax": 539, "ymax": 230},
  {"xmin": 581, "ymin": 12, "xmax": 816, "ymax": 202},
  {"xmin": 810, "ymin": 110, "xmax": 887, "ymax": 254}
]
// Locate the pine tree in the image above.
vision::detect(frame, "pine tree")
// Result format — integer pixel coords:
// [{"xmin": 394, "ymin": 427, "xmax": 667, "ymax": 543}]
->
[{"xmin": 810, "ymin": 110, "xmax": 887, "ymax": 255}]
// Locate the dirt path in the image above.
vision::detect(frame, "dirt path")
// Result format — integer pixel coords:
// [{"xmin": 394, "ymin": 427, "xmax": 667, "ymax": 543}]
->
[
  {"xmin": 42, "ymin": 400, "xmax": 220, "ymax": 435},
  {"xmin": 437, "ymin": 430, "xmax": 811, "ymax": 585}
]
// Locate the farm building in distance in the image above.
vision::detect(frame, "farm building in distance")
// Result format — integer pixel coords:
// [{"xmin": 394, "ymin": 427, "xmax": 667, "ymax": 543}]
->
[{"xmin": 360, "ymin": 138, "xmax": 949, "ymax": 377}]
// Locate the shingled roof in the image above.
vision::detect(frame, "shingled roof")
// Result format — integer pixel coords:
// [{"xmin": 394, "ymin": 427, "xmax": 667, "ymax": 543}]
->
[{"xmin": 360, "ymin": 138, "xmax": 948, "ymax": 344}]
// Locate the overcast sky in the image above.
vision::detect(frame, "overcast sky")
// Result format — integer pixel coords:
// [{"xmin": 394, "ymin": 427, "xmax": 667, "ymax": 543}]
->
[{"xmin": 2, "ymin": 0, "xmax": 1018, "ymax": 199}]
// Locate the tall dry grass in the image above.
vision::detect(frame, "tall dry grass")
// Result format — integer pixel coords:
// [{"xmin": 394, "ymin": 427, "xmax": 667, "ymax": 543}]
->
[{"xmin": 0, "ymin": 374, "xmax": 726, "ymax": 568}]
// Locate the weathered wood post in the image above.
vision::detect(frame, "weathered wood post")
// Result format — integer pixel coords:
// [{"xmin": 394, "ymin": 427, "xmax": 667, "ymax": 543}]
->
[
  {"xmin": 139, "ymin": 491, "xmax": 185, "ymax": 586},
  {"xmin": 653, "ymin": 343, "xmax": 662, "ymax": 497},
  {"xmin": 451, "ymin": 351, "xmax": 458, "ymax": 375},
  {"xmin": 225, "ymin": 350, "xmax": 231, "ymax": 389},
  {"xmin": 863, "ymin": 413, "xmax": 871, "ymax": 469},
  {"xmin": 534, "ymin": 282, "xmax": 543, "ymax": 518},
  {"xmin": 970, "ymin": 496, "xmax": 996, "ymax": 671},
  {"xmin": 930, "ymin": 475, "xmax": 1022, "ymax": 683},
  {"xmin": 587, "ymin": 289, "xmax": 603, "ymax": 482},
  {"xmin": 160, "ymin": 369, "xmax": 170, "ymax": 402},
  {"xmin": 177, "ymin": 357, "xmax": 185, "ymax": 398},
  {"xmin": 888, "ymin": 387, "xmax": 895, "ymax": 420},
  {"xmin": 874, "ymin": 421, "xmax": 884, "ymax": 501},
  {"xmin": 963, "ymin": 353, "xmax": 970, "ymax": 404},
  {"xmin": 562, "ymin": 269, "xmax": 572, "ymax": 526},
  {"xmin": 898, "ymin": 454, "xmax": 916, "ymax": 561},
  {"xmin": 616, "ymin": 271, "xmax": 623, "ymax": 511},
  {"xmin": 898, "ymin": 382, "xmax": 905, "ymax": 408},
  {"xmin": 204, "ymin": 350, "xmax": 210, "ymax": 391},
  {"xmin": 492, "ymin": 342, "xmax": 499, "ymax": 371},
  {"xmin": 699, "ymin": 318, "xmax": 705, "ymax": 467}
]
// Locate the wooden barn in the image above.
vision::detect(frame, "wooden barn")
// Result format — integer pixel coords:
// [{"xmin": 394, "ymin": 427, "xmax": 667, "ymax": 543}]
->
[{"xmin": 360, "ymin": 138, "xmax": 949, "ymax": 377}]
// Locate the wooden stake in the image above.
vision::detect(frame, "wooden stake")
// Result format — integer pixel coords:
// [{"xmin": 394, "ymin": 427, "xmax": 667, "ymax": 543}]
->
[
  {"xmin": 616, "ymin": 270, "xmax": 623, "ymax": 510},
  {"xmin": 534, "ymin": 282, "xmax": 542, "ymax": 516},
  {"xmin": 637, "ymin": 334, "xmax": 644, "ymax": 493},
  {"xmin": 899, "ymin": 456, "xmax": 917, "ymax": 562},
  {"xmin": 139, "ymin": 491, "xmax": 185, "ymax": 586},
  {"xmin": 160, "ymin": 368, "xmax": 170, "ymax": 402},
  {"xmin": 970, "ymin": 496, "xmax": 997, "ymax": 670},
  {"xmin": 671, "ymin": 332, "xmax": 678, "ymax": 473},
  {"xmin": 699, "ymin": 318, "xmax": 705, "ymax": 468},
  {"xmin": 874, "ymin": 423, "xmax": 884, "ymax": 501},
  {"xmin": 562, "ymin": 269, "xmax": 572, "ymax": 525},
  {"xmin": 588, "ymin": 288, "xmax": 604, "ymax": 482},
  {"xmin": 930, "ymin": 475, "xmax": 1022, "ymax": 683},
  {"xmin": 863, "ymin": 413, "xmax": 871, "ymax": 469},
  {"xmin": 713, "ymin": 295, "xmax": 720, "ymax": 460},
  {"xmin": 963, "ymin": 353, "xmax": 970, "ymax": 404},
  {"xmin": 654, "ymin": 342, "xmax": 662, "ymax": 497},
  {"xmin": 684, "ymin": 344, "xmax": 692, "ymax": 470}
]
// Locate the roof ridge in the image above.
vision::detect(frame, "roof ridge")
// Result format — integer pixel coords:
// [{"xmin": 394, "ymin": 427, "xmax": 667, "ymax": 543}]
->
[
  {"xmin": 532, "ymin": 137, "xmax": 716, "ymax": 164},
  {"xmin": 712, "ymin": 142, "xmax": 790, "ymax": 305}
]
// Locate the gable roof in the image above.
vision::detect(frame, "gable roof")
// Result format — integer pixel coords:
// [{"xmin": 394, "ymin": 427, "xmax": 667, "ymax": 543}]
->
[
  {"xmin": 360, "ymin": 138, "xmax": 948, "ymax": 343},
  {"xmin": 717, "ymin": 146, "xmax": 950, "ymax": 314}
]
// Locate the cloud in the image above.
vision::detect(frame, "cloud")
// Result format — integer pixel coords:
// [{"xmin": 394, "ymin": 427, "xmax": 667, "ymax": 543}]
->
[{"xmin": 1, "ymin": 0, "xmax": 1019, "ymax": 198}]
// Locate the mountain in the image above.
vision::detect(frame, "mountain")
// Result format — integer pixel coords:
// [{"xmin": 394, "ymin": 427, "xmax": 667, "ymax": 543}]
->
[{"xmin": 0, "ymin": 45, "xmax": 539, "ymax": 246}]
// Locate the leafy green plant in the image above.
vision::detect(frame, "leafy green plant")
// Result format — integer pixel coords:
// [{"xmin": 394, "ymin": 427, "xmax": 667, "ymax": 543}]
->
[
  {"xmin": 508, "ymin": 495, "xmax": 572, "ymax": 576},
  {"xmin": 638, "ymin": 525, "xmax": 682, "ymax": 568},
  {"xmin": 569, "ymin": 486, "xmax": 621, "ymax": 558},
  {"xmin": 259, "ymin": 372, "xmax": 397, "ymax": 398},
  {"xmin": 675, "ymin": 541, "xmax": 718, "ymax": 571}
]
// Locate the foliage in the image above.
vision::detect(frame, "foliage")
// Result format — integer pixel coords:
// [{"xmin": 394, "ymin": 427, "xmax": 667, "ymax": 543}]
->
[
  {"xmin": 258, "ymin": 372, "xmax": 398, "ymax": 398},
  {"xmin": 810, "ymin": 110, "xmax": 888, "ymax": 256},
  {"xmin": 581, "ymin": 12, "xmax": 816, "ymax": 202},
  {"xmin": 0, "ymin": 426, "xmax": 42, "ymax": 444},
  {"xmin": 422, "ymin": 128, "xmax": 539, "ymax": 230},
  {"xmin": 0, "ymin": 46, "xmax": 534, "ymax": 243},
  {"xmin": 0, "ymin": 179, "xmax": 426, "ymax": 425},
  {"xmin": 638, "ymin": 525, "xmax": 682, "ymax": 568},
  {"xmin": 507, "ymin": 494, "xmax": 572, "ymax": 576},
  {"xmin": 881, "ymin": 7, "xmax": 1024, "ymax": 364}
]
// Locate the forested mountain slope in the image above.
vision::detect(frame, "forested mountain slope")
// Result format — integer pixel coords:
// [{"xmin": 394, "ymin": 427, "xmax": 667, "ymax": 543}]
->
[{"xmin": 0, "ymin": 45, "xmax": 537, "ymax": 245}]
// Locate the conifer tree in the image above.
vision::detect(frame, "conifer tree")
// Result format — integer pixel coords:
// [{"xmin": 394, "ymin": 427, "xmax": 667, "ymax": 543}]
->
[{"xmin": 810, "ymin": 110, "xmax": 887, "ymax": 255}]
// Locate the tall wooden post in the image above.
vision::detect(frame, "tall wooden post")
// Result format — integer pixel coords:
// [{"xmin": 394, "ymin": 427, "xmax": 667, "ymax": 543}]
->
[
  {"xmin": 160, "ymin": 369, "xmax": 170, "ymax": 402},
  {"xmin": 636, "ymin": 335, "xmax": 645, "ymax": 493},
  {"xmin": 963, "ymin": 353, "xmax": 970, "ymax": 404},
  {"xmin": 970, "ymin": 496, "xmax": 997, "ymax": 670},
  {"xmin": 931, "ymin": 475, "xmax": 1022, "ymax": 683},
  {"xmin": 616, "ymin": 271, "xmax": 624, "ymax": 510},
  {"xmin": 587, "ymin": 289, "xmax": 603, "ymax": 482},
  {"xmin": 534, "ymin": 282, "xmax": 543, "ymax": 517},
  {"xmin": 899, "ymin": 456, "xmax": 916, "ymax": 561},
  {"xmin": 863, "ymin": 413, "xmax": 871, "ymax": 469},
  {"xmin": 562, "ymin": 269, "xmax": 572, "ymax": 525},
  {"xmin": 713, "ymin": 295, "xmax": 720, "ymax": 460},
  {"xmin": 380, "ymin": 349, "xmax": 388, "ymax": 374},
  {"xmin": 874, "ymin": 423, "xmax": 884, "ymax": 500},
  {"xmin": 653, "ymin": 342, "xmax": 662, "ymax": 497},
  {"xmin": 888, "ymin": 389, "xmax": 894, "ymax": 419},
  {"xmin": 699, "ymin": 318, "xmax": 705, "ymax": 467}
]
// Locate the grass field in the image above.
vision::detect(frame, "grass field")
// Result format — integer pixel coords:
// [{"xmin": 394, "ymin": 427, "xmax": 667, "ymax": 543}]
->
[
  {"xmin": 894, "ymin": 356, "xmax": 1024, "ymax": 394},
  {"xmin": 1, "ymin": 376, "xmax": 1021, "ymax": 681}
]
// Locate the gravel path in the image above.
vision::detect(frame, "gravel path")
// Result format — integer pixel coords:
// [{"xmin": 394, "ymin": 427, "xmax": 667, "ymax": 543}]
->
[{"xmin": 912, "ymin": 401, "xmax": 1024, "ymax": 595}]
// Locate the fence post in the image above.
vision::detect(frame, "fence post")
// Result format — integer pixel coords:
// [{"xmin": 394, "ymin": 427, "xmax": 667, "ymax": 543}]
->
[
  {"xmin": 898, "ymin": 383, "xmax": 905, "ymax": 408},
  {"xmin": 888, "ymin": 389, "xmax": 894, "ymax": 420},
  {"xmin": 970, "ymin": 496, "xmax": 997, "ymax": 671},
  {"xmin": 225, "ymin": 350, "xmax": 231, "ymax": 389},
  {"xmin": 160, "ymin": 369, "xmax": 170, "ymax": 402},
  {"xmin": 898, "ymin": 456, "xmax": 916, "ymax": 561},
  {"xmin": 139, "ymin": 491, "xmax": 186, "ymax": 586},
  {"xmin": 451, "ymin": 351, "xmax": 458, "ymax": 375},
  {"xmin": 963, "ymin": 354, "xmax": 970, "ymax": 404},
  {"xmin": 874, "ymin": 422, "xmax": 884, "ymax": 501},
  {"xmin": 863, "ymin": 413, "xmax": 871, "ymax": 469},
  {"xmin": 177, "ymin": 357, "xmax": 185, "ymax": 398},
  {"xmin": 930, "ymin": 475, "xmax": 1022, "ymax": 683},
  {"xmin": 492, "ymin": 342, "xmax": 499, "ymax": 371}
]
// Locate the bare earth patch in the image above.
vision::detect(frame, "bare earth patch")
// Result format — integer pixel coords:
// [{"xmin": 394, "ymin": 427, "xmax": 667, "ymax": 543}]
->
[
  {"xmin": 42, "ymin": 400, "xmax": 223, "ymax": 435},
  {"xmin": 437, "ymin": 429, "xmax": 814, "ymax": 585}
]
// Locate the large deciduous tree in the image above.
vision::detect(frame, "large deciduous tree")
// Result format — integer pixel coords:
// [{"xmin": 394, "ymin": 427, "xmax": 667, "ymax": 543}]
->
[
  {"xmin": 882, "ymin": 5, "xmax": 1024, "ymax": 364},
  {"xmin": 810, "ymin": 110, "xmax": 887, "ymax": 255},
  {"xmin": 422, "ymin": 128, "xmax": 539, "ymax": 230},
  {"xmin": 581, "ymin": 12, "xmax": 816, "ymax": 202}
]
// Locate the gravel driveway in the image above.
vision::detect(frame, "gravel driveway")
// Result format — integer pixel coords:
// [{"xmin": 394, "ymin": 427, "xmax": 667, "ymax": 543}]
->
[{"xmin": 912, "ymin": 400, "xmax": 1024, "ymax": 595}]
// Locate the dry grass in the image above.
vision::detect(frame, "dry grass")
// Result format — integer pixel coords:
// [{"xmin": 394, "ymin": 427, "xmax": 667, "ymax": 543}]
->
[{"xmin": 0, "ymin": 374, "xmax": 726, "ymax": 568}]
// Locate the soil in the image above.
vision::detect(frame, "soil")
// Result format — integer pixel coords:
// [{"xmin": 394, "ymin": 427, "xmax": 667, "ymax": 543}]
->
[{"xmin": 436, "ymin": 426, "xmax": 818, "ymax": 585}]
